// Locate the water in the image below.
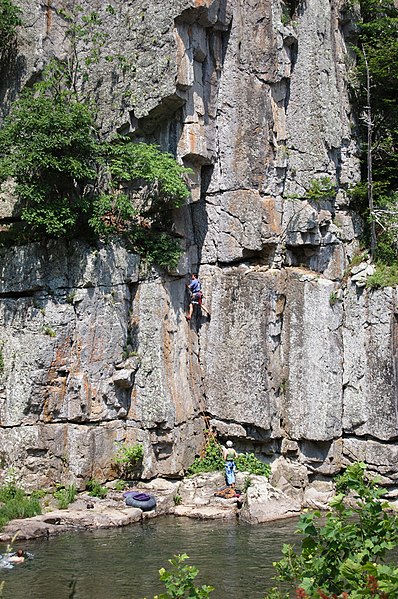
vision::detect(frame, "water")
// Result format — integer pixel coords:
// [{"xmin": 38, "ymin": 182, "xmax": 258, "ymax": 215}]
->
[{"xmin": 0, "ymin": 516, "xmax": 299, "ymax": 599}]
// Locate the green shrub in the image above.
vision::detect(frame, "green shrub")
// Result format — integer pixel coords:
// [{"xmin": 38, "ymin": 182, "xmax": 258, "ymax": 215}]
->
[
  {"xmin": 0, "ymin": 480, "xmax": 42, "ymax": 529},
  {"xmin": 113, "ymin": 479, "xmax": 128, "ymax": 492},
  {"xmin": 0, "ymin": 494, "xmax": 41, "ymax": 528},
  {"xmin": 187, "ymin": 435, "xmax": 271, "ymax": 478},
  {"xmin": 306, "ymin": 176, "xmax": 336, "ymax": 203},
  {"xmin": 113, "ymin": 442, "xmax": 144, "ymax": 479},
  {"xmin": 0, "ymin": 0, "xmax": 22, "ymax": 57},
  {"xmin": 265, "ymin": 462, "xmax": 398, "ymax": 598},
  {"xmin": 366, "ymin": 262, "xmax": 398, "ymax": 288},
  {"xmin": 236, "ymin": 453, "xmax": 271, "ymax": 478},
  {"xmin": 85, "ymin": 479, "xmax": 108, "ymax": 499},
  {"xmin": 53, "ymin": 484, "xmax": 77, "ymax": 509},
  {"xmin": 187, "ymin": 436, "xmax": 224, "ymax": 475},
  {"xmin": 0, "ymin": 27, "xmax": 189, "ymax": 269},
  {"xmin": 30, "ymin": 489, "xmax": 48, "ymax": 500},
  {"xmin": 149, "ymin": 554, "xmax": 214, "ymax": 599}
]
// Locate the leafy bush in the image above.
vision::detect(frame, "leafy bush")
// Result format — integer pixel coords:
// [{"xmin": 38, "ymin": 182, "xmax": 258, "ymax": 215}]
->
[
  {"xmin": 85, "ymin": 479, "xmax": 108, "ymax": 499},
  {"xmin": 0, "ymin": 38, "xmax": 189, "ymax": 268},
  {"xmin": 187, "ymin": 435, "xmax": 271, "ymax": 478},
  {"xmin": 148, "ymin": 554, "xmax": 214, "ymax": 599},
  {"xmin": 236, "ymin": 453, "xmax": 271, "ymax": 478},
  {"xmin": 366, "ymin": 262, "xmax": 398, "ymax": 288},
  {"xmin": 0, "ymin": 480, "xmax": 41, "ymax": 529},
  {"xmin": 264, "ymin": 462, "xmax": 398, "ymax": 598},
  {"xmin": 187, "ymin": 436, "xmax": 224, "ymax": 476},
  {"xmin": 0, "ymin": 0, "xmax": 21, "ymax": 57},
  {"xmin": 53, "ymin": 484, "xmax": 77, "ymax": 509},
  {"xmin": 113, "ymin": 442, "xmax": 144, "ymax": 479},
  {"xmin": 305, "ymin": 177, "xmax": 336, "ymax": 203}
]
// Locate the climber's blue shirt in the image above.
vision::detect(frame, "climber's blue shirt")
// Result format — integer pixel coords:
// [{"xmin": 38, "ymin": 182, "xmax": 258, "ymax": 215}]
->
[{"xmin": 189, "ymin": 279, "xmax": 201, "ymax": 294}]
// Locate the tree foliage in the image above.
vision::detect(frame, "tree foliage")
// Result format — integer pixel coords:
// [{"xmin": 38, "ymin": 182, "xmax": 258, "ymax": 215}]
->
[
  {"xmin": 264, "ymin": 462, "xmax": 398, "ymax": 598},
  {"xmin": 348, "ymin": 0, "xmax": 398, "ymax": 266},
  {"xmin": 0, "ymin": 0, "xmax": 21, "ymax": 58},
  {"xmin": 148, "ymin": 554, "xmax": 214, "ymax": 599},
  {"xmin": 0, "ymin": 8, "xmax": 190, "ymax": 269}
]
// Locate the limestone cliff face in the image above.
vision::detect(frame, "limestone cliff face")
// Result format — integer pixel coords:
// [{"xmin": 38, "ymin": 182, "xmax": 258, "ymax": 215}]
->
[{"xmin": 0, "ymin": 0, "xmax": 397, "ymax": 497}]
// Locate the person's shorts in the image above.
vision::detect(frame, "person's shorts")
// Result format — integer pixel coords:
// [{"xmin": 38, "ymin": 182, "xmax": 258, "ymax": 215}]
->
[{"xmin": 191, "ymin": 292, "xmax": 202, "ymax": 304}]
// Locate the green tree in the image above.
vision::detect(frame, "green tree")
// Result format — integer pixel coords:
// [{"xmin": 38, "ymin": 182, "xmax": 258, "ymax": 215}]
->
[
  {"xmin": 0, "ymin": 0, "xmax": 21, "ymax": 59},
  {"xmin": 0, "ymin": 16, "xmax": 190, "ymax": 267},
  {"xmin": 348, "ymin": 0, "xmax": 398, "ymax": 264},
  {"xmin": 264, "ymin": 462, "xmax": 398, "ymax": 598}
]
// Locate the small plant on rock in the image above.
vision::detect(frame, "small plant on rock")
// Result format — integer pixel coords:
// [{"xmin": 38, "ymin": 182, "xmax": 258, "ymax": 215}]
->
[
  {"xmin": 243, "ymin": 476, "xmax": 253, "ymax": 492},
  {"xmin": 329, "ymin": 291, "xmax": 338, "ymax": 306},
  {"xmin": 306, "ymin": 176, "xmax": 336, "ymax": 204},
  {"xmin": 42, "ymin": 326, "xmax": 56, "ymax": 338},
  {"xmin": 113, "ymin": 442, "xmax": 144, "ymax": 479},
  {"xmin": 85, "ymin": 479, "xmax": 107, "ymax": 499},
  {"xmin": 53, "ymin": 484, "xmax": 77, "ymax": 509},
  {"xmin": 113, "ymin": 479, "xmax": 128, "ymax": 492}
]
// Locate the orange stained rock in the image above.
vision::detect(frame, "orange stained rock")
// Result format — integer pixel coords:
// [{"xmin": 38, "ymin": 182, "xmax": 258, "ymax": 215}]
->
[
  {"xmin": 262, "ymin": 197, "xmax": 283, "ymax": 235},
  {"xmin": 45, "ymin": 1, "xmax": 52, "ymax": 34}
]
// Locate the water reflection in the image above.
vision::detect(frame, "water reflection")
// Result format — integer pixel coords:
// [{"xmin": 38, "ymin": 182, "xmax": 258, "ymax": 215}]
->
[{"xmin": 0, "ymin": 516, "xmax": 299, "ymax": 599}]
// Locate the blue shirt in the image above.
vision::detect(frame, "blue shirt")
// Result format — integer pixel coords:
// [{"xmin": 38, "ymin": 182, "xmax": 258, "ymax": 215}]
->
[{"xmin": 189, "ymin": 279, "xmax": 201, "ymax": 294}]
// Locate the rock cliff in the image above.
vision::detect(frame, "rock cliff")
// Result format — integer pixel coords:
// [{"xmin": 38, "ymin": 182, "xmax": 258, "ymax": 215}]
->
[{"xmin": 0, "ymin": 0, "xmax": 397, "ymax": 499}]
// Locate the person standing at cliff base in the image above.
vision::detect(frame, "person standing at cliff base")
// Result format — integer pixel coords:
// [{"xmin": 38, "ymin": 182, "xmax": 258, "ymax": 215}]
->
[
  {"xmin": 223, "ymin": 440, "xmax": 238, "ymax": 488},
  {"xmin": 186, "ymin": 273, "xmax": 202, "ymax": 320}
]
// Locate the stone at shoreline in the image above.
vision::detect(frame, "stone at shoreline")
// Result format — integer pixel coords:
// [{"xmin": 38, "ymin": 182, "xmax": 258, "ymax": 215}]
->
[
  {"xmin": 239, "ymin": 476, "xmax": 301, "ymax": 524},
  {"xmin": 0, "ymin": 502, "xmax": 143, "ymax": 542},
  {"xmin": 0, "ymin": 474, "xmax": 304, "ymax": 541},
  {"xmin": 174, "ymin": 504, "xmax": 238, "ymax": 519}
]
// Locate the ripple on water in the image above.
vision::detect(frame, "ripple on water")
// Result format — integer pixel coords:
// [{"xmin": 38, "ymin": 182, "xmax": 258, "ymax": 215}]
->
[{"xmin": 0, "ymin": 516, "xmax": 299, "ymax": 599}]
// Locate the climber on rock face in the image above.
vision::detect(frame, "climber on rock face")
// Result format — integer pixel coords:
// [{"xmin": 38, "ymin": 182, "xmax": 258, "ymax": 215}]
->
[{"xmin": 186, "ymin": 273, "xmax": 202, "ymax": 320}]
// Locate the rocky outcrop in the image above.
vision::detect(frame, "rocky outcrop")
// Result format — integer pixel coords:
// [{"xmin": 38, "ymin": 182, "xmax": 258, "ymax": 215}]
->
[
  {"xmin": 0, "ymin": 473, "xmax": 300, "ymax": 540},
  {"xmin": 0, "ymin": 0, "xmax": 397, "ymax": 493}
]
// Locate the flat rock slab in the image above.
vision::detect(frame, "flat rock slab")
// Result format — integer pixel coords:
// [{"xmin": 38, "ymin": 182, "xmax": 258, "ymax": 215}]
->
[
  {"xmin": 0, "ymin": 506, "xmax": 143, "ymax": 541},
  {"xmin": 174, "ymin": 504, "xmax": 238, "ymax": 519}
]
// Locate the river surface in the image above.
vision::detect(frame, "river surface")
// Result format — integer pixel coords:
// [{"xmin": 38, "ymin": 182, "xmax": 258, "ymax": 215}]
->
[{"xmin": 0, "ymin": 516, "xmax": 299, "ymax": 599}]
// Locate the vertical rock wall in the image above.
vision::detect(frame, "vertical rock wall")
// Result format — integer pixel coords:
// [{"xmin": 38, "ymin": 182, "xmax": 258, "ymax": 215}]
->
[{"xmin": 0, "ymin": 0, "xmax": 397, "ymax": 493}]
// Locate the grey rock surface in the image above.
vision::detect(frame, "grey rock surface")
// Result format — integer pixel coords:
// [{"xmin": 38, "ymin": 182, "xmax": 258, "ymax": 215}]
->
[
  {"xmin": 0, "ymin": 0, "xmax": 396, "ymax": 492},
  {"xmin": 239, "ymin": 475, "xmax": 301, "ymax": 524}
]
